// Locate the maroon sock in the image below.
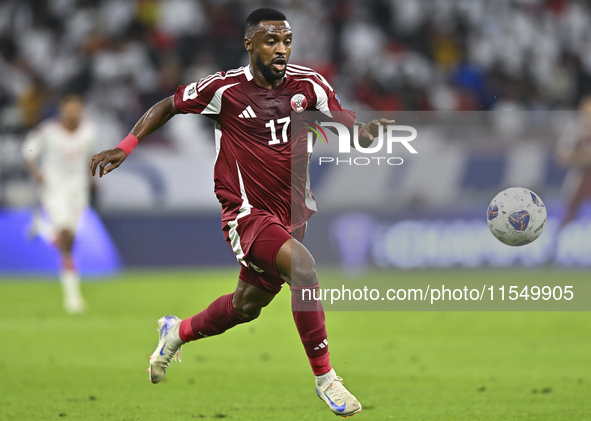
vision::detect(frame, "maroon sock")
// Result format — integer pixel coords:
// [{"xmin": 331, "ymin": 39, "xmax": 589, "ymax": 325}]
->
[
  {"xmin": 179, "ymin": 294, "xmax": 245, "ymax": 342},
  {"xmin": 291, "ymin": 283, "xmax": 332, "ymax": 375}
]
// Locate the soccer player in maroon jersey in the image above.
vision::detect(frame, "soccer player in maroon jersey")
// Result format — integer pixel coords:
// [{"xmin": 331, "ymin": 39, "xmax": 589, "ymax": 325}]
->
[{"xmin": 91, "ymin": 8, "xmax": 391, "ymax": 417}]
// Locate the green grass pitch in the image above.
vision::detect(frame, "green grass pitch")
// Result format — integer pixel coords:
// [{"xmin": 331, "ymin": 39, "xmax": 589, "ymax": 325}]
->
[{"xmin": 1, "ymin": 268, "xmax": 590, "ymax": 420}]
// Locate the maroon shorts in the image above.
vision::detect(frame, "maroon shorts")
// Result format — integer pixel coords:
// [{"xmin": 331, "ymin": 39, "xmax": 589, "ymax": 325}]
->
[{"xmin": 222, "ymin": 209, "xmax": 306, "ymax": 294}]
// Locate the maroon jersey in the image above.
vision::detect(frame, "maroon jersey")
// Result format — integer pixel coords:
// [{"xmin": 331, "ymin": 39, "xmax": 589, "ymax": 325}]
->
[{"xmin": 173, "ymin": 64, "xmax": 356, "ymax": 231}]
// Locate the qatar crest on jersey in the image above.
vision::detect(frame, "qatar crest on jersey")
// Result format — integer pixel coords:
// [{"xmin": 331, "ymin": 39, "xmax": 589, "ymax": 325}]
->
[{"xmin": 291, "ymin": 94, "xmax": 307, "ymax": 112}]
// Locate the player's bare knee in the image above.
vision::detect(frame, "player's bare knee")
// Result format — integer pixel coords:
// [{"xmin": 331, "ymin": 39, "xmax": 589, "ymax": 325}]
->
[
  {"xmin": 289, "ymin": 244, "xmax": 318, "ymax": 286},
  {"xmin": 290, "ymin": 262, "xmax": 318, "ymax": 287},
  {"xmin": 58, "ymin": 230, "xmax": 75, "ymax": 252}
]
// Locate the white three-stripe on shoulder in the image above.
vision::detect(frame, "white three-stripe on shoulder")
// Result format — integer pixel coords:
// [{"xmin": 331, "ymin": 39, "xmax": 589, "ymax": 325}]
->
[
  {"xmin": 198, "ymin": 72, "xmax": 220, "ymax": 88},
  {"xmin": 287, "ymin": 63, "xmax": 315, "ymax": 72},
  {"xmin": 199, "ymin": 67, "xmax": 246, "ymax": 92},
  {"xmin": 287, "ymin": 65, "xmax": 334, "ymax": 91},
  {"xmin": 199, "ymin": 67, "xmax": 243, "ymax": 86}
]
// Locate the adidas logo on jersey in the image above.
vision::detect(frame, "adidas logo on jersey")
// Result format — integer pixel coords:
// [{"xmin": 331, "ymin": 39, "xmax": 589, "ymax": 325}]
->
[{"xmin": 238, "ymin": 106, "xmax": 257, "ymax": 119}]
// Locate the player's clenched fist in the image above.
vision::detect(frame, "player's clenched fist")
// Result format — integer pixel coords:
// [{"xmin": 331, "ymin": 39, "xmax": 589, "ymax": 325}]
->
[{"xmin": 90, "ymin": 148, "xmax": 127, "ymax": 177}]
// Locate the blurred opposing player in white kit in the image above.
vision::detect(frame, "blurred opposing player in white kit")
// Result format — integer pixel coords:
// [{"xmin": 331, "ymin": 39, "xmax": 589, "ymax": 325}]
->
[
  {"xmin": 23, "ymin": 95, "xmax": 96, "ymax": 314},
  {"xmin": 556, "ymin": 96, "xmax": 591, "ymax": 229}
]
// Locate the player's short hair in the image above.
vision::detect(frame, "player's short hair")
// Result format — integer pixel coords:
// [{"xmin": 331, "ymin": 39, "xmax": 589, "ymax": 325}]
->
[
  {"xmin": 245, "ymin": 8, "xmax": 287, "ymax": 38},
  {"xmin": 59, "ymin": 94, "xmax": 84, "ymax": 106}
]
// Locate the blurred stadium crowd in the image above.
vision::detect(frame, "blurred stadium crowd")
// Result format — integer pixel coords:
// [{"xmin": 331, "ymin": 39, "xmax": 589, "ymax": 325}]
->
[
  {"xmin": 1, "ymin": 0, "xmax": 590, "ymax": 270},
  {"xmin": 1, "ymin": 0, "xmax": 591, "ymax": 136}
]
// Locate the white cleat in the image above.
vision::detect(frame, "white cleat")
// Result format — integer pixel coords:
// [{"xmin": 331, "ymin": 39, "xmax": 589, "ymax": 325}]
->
[
  {"xmin": 64, "ymin": 296, "xmax": 86, "ymax": 314},
  {"xmin": 315, "ymin": 369, "xmax": 362, "ymax": 417},
  {"xmin": 148, "ymin": 315, "xmax": 184, "ymax": 383}
]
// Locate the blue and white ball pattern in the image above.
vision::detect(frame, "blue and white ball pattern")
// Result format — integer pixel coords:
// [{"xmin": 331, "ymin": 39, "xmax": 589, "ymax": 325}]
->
[{"xmin": 487, "ymin": 187, "xmax": 547, "ymax": 246}]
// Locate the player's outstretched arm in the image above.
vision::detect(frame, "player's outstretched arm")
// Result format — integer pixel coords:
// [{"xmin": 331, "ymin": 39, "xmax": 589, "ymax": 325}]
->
[
  {"xmin": 356, "ymin": 118, "xmax": 396, "ymax": 148},
  {"xmin": 90, "ymin": 96, "xmax": 179, "ymax": 177},
  {"xmin": 23, "ymin": 157, "xmax": 44, "ymax": 185}
]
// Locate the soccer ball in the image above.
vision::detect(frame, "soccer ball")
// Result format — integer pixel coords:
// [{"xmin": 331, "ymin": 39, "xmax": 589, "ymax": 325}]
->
[{"xmin": 487, "ymin": 187, "xmax": 547, "ymax": 246}]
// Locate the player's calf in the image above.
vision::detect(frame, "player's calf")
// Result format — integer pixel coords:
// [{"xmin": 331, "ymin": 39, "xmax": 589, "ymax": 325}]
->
[
  {"xmin": 230, "ymin": 281, "xmax": 276, "ymax": 322},
  {"xmin": 232, "ymin": 300, "xmax": 264, "ymax": 322}
]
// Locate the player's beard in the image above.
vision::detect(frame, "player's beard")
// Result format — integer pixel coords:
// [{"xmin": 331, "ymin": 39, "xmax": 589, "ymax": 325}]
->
[{"xmin": 255, "ymin": 55, "xmax": 286, "ymax": 82}]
